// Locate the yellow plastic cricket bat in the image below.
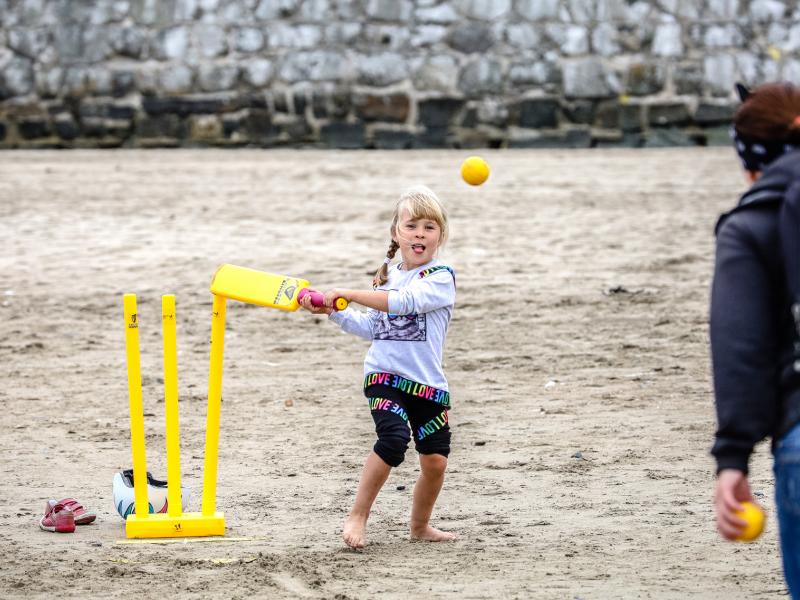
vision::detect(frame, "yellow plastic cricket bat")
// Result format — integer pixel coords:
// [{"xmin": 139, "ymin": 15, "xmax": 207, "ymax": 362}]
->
[{"xmin": 210, "ymin": 264, "xmax": 348, "ymax": 311}]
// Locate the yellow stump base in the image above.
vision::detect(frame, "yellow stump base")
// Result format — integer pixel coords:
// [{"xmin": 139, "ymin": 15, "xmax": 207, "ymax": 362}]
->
[{"xmin": 125, "ymin": 512, "xmax": 225, "ymax": 539}]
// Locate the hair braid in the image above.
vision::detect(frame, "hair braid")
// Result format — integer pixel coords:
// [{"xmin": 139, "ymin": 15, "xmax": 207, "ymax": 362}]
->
[{"xmin": 373, "ymin": 240, "xmax": 400, "ymax": 288}]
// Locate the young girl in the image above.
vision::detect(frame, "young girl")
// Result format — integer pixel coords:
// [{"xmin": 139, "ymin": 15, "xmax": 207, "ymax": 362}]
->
[
  {"xmin": 300, "ymin": 185, "xmax": 457, "ymax": 549},
  {"xmin": 711, "ymin": 82, "xmax": 800, "ymax": 595}
]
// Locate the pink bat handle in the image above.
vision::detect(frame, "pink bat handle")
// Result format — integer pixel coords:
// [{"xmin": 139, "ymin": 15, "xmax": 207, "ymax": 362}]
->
[{"xmin": 298, "ymin": 288, "xmax": 348, "ymax": 311}]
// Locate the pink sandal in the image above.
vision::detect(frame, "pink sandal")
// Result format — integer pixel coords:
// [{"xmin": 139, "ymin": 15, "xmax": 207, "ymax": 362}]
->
[
  {"xmin": 56, "ymin": 498, "xmax": 96, "ymax": 525},
  {"xmin": 39, "ymin": 500, "xmax": 75, "ymax": 533}
]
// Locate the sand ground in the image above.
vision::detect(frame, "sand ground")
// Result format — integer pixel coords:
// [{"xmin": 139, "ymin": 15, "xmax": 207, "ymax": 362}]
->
[{"xmin": 0, "ymin": 148, "xmax": 788, "ymax": 599}]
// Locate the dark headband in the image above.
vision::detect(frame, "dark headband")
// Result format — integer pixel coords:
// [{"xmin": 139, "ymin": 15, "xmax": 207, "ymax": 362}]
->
[
  {"xmin": 731, "ymin": 127, "xmax": 797, "ymax": 172},
  {"xmin": 731, "ymin": 82, "xmax": 798, "ymax": 171}
]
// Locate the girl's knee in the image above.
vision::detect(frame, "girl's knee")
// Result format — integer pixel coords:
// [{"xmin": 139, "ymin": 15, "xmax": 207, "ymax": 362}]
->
[
  {"xmin": 419, "ymin": 452, "xmax": 448, "ymax": 476},
  {"xmin": 374, "ymin": 433, "xmax": 410, "ymax": 467},
  {"xmin": 372, "ymin": 401, "xmax": 412, "ymax": 467}
]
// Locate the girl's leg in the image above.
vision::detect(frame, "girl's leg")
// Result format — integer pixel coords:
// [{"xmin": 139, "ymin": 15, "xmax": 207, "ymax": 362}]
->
[
  {"xmin": 343, "ymin": 451, "xmax": 391, "ymax": 549},
  {"xmin": 344, "ymin": 397, "xmax": 411, "ymax": 548},
  {"xmin": 410, "ymin": 452, "xmax": 456, "ymax": 541},
  {"xmin": 406, "ymin": 402, "xmax": 455, "ymax": 541}
]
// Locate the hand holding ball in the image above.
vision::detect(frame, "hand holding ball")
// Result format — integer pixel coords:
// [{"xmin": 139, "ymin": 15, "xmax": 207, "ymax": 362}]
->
[
  {"xmin": 734, "ymin": 501, "xmax": 766, "ymax": 542},
  {"xmin": 461, "ymin": 156, "xmax": 490, "ymax": 186}
]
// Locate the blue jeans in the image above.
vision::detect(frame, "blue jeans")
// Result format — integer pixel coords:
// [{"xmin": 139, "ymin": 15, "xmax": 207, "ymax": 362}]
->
[{"xmin": 775, "ymin": 421, "xmax": 800, "ymax": 599}]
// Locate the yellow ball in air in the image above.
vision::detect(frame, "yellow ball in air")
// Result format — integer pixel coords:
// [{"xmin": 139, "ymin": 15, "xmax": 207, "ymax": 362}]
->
[
  {"xmin": 734, "ymin": 501, "xmax": 766, "ymax": 542},
  {"xmin": 461, "ymin": 156, "xmax": 490, "ymax": 186}
]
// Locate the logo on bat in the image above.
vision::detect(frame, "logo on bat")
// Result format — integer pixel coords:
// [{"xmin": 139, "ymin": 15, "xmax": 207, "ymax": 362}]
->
[{"xmin": 274, "ymin": 278, "xmax": 300, "ymax": 305}]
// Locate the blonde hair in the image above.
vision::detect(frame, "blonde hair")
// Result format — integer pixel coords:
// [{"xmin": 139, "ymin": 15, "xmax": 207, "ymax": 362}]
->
[{"xmin": 373, "ymin": 185, "xmax": 449, "ymax": 288}]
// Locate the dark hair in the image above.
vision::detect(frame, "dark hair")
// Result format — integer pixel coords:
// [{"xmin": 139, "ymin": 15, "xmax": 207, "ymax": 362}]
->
[{"xmin": 734, "ymin": 82, "xmax": 800, "ymax": 143}]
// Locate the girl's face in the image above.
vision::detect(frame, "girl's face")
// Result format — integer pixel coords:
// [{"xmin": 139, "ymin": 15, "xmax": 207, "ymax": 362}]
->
[{"xmin": 393, "ymin": 209, "xmax": 442, "ymax": 270}]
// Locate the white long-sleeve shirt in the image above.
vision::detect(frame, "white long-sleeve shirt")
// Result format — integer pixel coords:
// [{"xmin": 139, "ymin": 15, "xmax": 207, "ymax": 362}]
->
[{"xmin": 329, "ymin": 259, "xmax": 455, "ymax": 391}]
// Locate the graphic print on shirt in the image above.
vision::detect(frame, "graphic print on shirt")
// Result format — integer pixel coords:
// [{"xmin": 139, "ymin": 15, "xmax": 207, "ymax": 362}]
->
[{"xmin": 373, "ymin": 311, "xmax": 427, "ymax": 341}]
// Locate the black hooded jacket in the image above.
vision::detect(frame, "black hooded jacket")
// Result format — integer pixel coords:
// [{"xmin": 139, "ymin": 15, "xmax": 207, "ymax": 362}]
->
[{"xmin": 710, "ymin": 151, "xmax": 800, "ymax": 474}]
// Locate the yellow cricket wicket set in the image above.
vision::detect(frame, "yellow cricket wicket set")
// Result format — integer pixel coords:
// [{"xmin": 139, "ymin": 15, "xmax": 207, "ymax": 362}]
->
[
  {"xmin": 123, "ymin": 293, "xmax": 224, "ymax": 538},
  {"xmin": 122, "ymin": 264, "xmax": 344, "ymax": 539}
]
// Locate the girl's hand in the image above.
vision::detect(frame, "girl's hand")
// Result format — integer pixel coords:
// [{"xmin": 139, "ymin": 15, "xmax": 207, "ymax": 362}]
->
[
  {"xmin": 325, "ymin": 289, "xmax": 350, "ymax": 308},
  {"xmin": 299, "ymin": 293, "xmax": 333, "ymax": 315},
  {"xmin": 715, "ymin": 469, "xmax": 753, "ymax": 540}
]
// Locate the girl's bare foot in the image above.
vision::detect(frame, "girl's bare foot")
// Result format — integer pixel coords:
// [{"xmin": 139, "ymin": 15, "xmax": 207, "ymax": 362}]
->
[
  {"xmin": 343, "ymin": 515, "xmax": 367, "ymax": 549},
  {"xmin": 410, "ymin": 524, "xmax": 457, "ymax": 542}
]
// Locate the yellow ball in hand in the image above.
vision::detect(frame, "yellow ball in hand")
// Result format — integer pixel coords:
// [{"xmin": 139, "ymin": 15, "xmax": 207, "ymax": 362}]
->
[
  {"xmin": 461, "ymin": 156, "xmax": 490, "ymax": 186},
  {"xmin": 735, "ymin": 501, "xmax": 766, "ymax": 542}
]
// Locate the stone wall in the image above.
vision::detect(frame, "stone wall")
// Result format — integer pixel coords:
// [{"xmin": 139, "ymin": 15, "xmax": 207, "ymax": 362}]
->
[{"xmin": 1, "ymin": 0, "xmax": 799, "ymax": 149}]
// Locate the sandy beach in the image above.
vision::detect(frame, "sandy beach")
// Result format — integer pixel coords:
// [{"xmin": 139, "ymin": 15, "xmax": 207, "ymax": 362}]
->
[{"xmin": 0, "ymin": 148, "xmax": 787, "ymax": 598}]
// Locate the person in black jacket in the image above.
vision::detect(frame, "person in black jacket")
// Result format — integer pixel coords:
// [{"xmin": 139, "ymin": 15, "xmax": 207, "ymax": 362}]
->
[{"xmin": 711, "ymin": 82, "xmax": 800, "ymax": 597}]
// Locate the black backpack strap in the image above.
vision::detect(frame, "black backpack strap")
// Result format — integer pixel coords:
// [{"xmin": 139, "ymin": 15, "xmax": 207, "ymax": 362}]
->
[{"xmin": 781, "ymin": 180, "xmax": 800, "ymax": 371}]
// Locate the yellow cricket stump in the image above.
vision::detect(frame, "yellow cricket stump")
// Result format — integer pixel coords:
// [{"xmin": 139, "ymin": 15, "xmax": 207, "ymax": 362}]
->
[
  {"xmin": 123, "ymin": 294, "xmax": 149, "ymax": 520},
  {"xmin": 162, "ymin": 295, "xmax": 182, "ymax": 518},
  {"xmin": 123, "ymin": 293, "xmax": 225, "ymax": 539},
  {"xmin": 202, "ymin": 294, "xmax": 226, "ymax": 516}
]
